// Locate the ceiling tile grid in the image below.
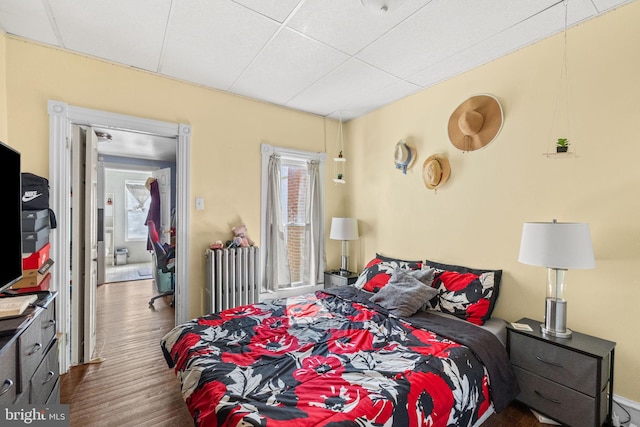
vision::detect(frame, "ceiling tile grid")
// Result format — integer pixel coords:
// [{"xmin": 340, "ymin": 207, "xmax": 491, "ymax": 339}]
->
[{"xmin": 0, "ymin": 0, "xmax": 635, "ymax": 121}]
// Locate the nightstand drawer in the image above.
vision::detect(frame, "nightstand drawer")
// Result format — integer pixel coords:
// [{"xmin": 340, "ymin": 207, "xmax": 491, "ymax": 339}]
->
[
  {"xmin": 324, "ymin": 271, "xmax": 358, "ymax": 289},
  {"xmin": 514, "ymin": 366, "xmax": 605, "ymax": 427},
  {"xmin": 510, "ymin": 333, "xmax": 597, "ymax": 396}
]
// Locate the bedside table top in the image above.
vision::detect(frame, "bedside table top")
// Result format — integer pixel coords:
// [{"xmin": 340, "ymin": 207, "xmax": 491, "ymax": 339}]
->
[
  {"xmin": 508, "ymin": 317, "xmax": 616, "ymax": 358},
  {"xmin": 325, "ymin": 270, "xmax": 359, "ymax": 279}
]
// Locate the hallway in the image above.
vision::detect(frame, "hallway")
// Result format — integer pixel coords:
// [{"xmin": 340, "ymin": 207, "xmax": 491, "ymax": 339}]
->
[{"xmin": 104, "ymin": 261, "xmax": 153, "ymax": 283}]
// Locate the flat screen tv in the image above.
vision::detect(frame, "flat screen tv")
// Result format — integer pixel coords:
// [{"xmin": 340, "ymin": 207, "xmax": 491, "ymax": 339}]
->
[{"xmin": 0, "ymin": 140, "xmax": 23, "ymax": 294}]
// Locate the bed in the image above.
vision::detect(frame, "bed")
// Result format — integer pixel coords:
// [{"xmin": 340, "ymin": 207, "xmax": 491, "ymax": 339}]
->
[{"xmin": 161, "ymin": 255, "xmax": 520, "ymax": 427}]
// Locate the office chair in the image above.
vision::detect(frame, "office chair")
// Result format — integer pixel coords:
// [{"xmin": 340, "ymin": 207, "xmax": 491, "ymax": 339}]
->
[{"xmin": 147, "ymin": 220, "xmax": 175, "ymax": 307}]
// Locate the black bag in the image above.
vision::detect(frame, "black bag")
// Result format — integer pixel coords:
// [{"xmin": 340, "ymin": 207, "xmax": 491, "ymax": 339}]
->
[
  {"xmin": 21, "ymin": 172, "xmax": 49, "ymax": 210},
  {"xmin": 21, "ymin": 172, "xmax": 57, "ymax": 229}
]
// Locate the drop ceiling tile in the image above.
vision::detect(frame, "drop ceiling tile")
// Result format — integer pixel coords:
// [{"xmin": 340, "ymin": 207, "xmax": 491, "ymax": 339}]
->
[
  {"xmin": 357, "ymin": 0, "xmax": 561, "ymax": 80},
  {"xmin": 233, "ymin": 0, "xmax": 301, "ymax": 23},
  {"xmin": 288, "ymin": 0, "xmax": 429, "ymax": 55},
  {"xmin": 327, "ymin": 79, "xmax": 422, "ymax": 120},
  {"xmin": 286, "ymin": 58, "xmax": 400, "ymax": 117},
  {"xmin": 0, "ymin": 0, "xmax": 58, "ymax": 45},
  {"xmin": 48, "ymin": 0, "xmax": 172, "ymax": 72},
  {"xmin": 408, "ymin": 0, "xmax": 598, "ymax": 88},
  {"xmin": 230, "ymin": 28, "xmax": 349, "ymax": 106},
  {"xmin": 161, "ymin": 0, "xmax": 279, "ymax": 90},
  {"xmin": 592, "ymin": 0, "xmax": 636, "ymax": 13}
]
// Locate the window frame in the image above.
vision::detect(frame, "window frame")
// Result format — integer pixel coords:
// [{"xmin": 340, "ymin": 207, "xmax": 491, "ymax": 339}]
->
[
  {"xmin": 124, "ymin": 178, "xmax": 152, "ymax": 242},
  {"xmin": 260, "ymin": 144, "xmax": 326, "ymax": 299}
]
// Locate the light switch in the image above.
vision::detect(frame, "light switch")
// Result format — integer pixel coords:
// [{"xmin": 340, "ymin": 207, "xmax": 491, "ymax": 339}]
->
[{"xmin": 195, "ymin": 197, "xmax": 205, "ymax": 210}]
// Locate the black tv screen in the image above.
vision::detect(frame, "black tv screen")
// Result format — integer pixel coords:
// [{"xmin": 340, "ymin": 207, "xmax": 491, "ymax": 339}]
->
[{"xmin": 0, "ymin": 140, "xmax": 23, "ymax": 294}]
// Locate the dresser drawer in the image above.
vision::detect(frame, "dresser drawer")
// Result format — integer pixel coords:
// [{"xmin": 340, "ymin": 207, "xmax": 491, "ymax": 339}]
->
[
  {"xmin": 0, "ymin": 340, "xmax": 17, "ymax": 405},
  {"xmin": 45, "ymin": 378, "xmax": 60, "ymax": 404},
  {"xmin": 514, "ymin": 366, "xmax": 604, "ymax": 427},
  {"xmin": 30, "ymin": 338, "xmax": 58, "ymax": 404},
  {"xmin": 18, "ymin": 316, "xmax": 46, "ymax": 393},
  {"xmin": 510, "ymin": 333, "xmax": 598, "ymax": 396},
  {"xmin": 39, "ymin": 305, "xmax": 56, "ymax": 346}
]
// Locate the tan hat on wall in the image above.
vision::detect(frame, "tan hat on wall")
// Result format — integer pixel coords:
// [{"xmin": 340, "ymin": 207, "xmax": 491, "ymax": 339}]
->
[
  {"xmin": 422, "ymin": 154, "xmax": 451, "ymax": 190},
  {"xmin": 448, "ymin": 94, "xmax": 503, "ymax": 152}
]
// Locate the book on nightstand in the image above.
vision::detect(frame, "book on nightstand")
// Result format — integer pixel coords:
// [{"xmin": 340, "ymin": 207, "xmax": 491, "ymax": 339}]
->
[{"xmin": 0, "ymin": 294, "xmax": 38, "ymax": 319}]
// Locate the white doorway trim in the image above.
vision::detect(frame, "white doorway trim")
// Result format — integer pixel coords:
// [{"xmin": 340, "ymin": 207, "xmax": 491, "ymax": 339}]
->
[{"xmin": 48, "ymin": 100, "xmax": 191, "ymax": 373}]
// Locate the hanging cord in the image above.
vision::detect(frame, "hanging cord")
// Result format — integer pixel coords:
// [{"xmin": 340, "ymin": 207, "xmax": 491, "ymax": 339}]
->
[
  {"xmin": 548, "ymin": 0, "xmax": 573, "ymax": 155},
  {"xmin": 337, "ymin": 112, "xmax": 344, "ymax": 156}
]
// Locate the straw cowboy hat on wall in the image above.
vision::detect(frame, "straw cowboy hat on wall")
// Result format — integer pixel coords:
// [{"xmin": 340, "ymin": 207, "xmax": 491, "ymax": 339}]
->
[
  {"xmin": 422, "ymin": 154, "xmax": 451, "ymax": 190},
  {"xmin": 448, "ymin": 94, "xmax": 504, "ymax": 152}
]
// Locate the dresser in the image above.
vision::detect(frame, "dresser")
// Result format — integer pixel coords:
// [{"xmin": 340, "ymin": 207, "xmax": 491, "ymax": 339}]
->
[
  {"xmin": 0, "ymin": 291, "xmax": 58, "ymax": 405},
  {"xmin": 507, "ymin": 317, "xmax": 615, "ymax": 427},
  {"xmin": 324, "ymin": 270, "xmax": 359, "ymax": 289}
]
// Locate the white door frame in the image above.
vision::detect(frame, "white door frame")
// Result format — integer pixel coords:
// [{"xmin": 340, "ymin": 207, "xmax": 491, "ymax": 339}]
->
[{"xmin": 48, "ymin": 100, "xmax": 192, "ymax": 373}]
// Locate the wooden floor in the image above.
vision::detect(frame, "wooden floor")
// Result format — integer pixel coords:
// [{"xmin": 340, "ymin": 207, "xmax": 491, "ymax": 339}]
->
[
  {"xmin": 60, "ymin": 279, "xmax": 193, "ymax": 427},
  {"xmin": 60, "ymin": 279, "xmax": 544, "ymax": 427}
]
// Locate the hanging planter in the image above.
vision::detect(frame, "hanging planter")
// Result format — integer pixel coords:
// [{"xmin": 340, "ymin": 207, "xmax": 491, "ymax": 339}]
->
[{"xmin": 333, "ymin": 116, "xmax": 347, "ymax": 184}]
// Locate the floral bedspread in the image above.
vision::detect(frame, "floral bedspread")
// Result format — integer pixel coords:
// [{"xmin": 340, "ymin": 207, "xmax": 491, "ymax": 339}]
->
[{"xmin": 161, "ymin": 289, "xmax": 512, "ymax": 427}]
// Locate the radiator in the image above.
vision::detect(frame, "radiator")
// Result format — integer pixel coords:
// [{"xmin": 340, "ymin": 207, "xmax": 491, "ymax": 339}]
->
[{"xmin": 205, "ymin": 247, "xmax": 260, "ymax": 313}]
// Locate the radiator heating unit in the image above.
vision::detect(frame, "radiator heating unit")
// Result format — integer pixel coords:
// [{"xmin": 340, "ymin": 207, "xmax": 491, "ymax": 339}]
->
[{"xmin": 205, "ymin": 247, "xmax": 260, "ymax": 313}]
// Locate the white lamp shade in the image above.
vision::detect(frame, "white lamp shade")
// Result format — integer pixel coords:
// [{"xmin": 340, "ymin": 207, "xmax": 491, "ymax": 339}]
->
[
  {"xmin": 519, "ymin": 221, "xmax": 595, "ymax": 269},
  {"xmin": 330, "ymin": 218, "xmax": 359, "ymax": 241}
]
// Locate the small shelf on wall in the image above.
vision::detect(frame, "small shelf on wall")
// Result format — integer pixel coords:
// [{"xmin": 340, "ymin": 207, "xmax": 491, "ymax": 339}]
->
[{"xmin": 542, "ymin": 151, "xmax": 576, "ymax": 158}]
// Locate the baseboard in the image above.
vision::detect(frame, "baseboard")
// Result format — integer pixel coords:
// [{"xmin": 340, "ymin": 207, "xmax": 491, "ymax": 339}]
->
[{"xmin": 613, "ymin": 394, "xmax": 640, "ymax": 426}]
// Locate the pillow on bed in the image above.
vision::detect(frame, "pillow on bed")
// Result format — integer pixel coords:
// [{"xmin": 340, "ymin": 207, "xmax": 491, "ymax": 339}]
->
[
  {"xmin": 369, "ymin": 267, "xmax": 439, "ymax": 317},
  {"xmin": 353, "ymin": 253, "xmax": 423, "ymax": 293},
  {"xmin": 422, "ymin": 259, "xmax": 502, "ymax": 325}
]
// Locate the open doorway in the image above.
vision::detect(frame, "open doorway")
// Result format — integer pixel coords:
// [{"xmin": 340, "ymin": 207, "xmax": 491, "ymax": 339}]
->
[
  {"xmin": 101, "ymin": 168, "xmax": 155, "ymax": 284},
  {"xmin": 48, "ymin": 101, "xmax": 192, "ymax": 373}
]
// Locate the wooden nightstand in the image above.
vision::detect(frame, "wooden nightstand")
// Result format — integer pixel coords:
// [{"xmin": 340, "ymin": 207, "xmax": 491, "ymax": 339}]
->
[
  {"xmin": 507, "ymin": 318, "xmax": 616, "ymax": 427},
  {"xmin": 324, "ymin": 270, "xmax": 359, "ymax": 289}
]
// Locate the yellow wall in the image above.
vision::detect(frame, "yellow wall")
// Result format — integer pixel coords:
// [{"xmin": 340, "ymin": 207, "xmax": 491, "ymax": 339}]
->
[
  {"xmin": 3, "ymin": 1, "xmax": 638, "ymax": 403},
  {"xmin": 3, "ymin": 36, "xmax": 343, "ymax": 322},
  {"xmin": 0, "ymin": 32, "xmax": 7, "ymax": 141},
  {"xmin": 345, "ymin": 2, "xmax": 640, "ymax": 401}
]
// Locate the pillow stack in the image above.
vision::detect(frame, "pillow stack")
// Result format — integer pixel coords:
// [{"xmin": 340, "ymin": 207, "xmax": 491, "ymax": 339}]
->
[{"xmin": 353, "ymin": 254, "xmax": 502, "ymax": 324}]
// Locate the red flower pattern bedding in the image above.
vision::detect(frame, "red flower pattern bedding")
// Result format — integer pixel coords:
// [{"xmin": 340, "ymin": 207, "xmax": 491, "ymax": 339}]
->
[{"xmin": 161, "ymin": 287, "xmax": 518, "ymax": 427}]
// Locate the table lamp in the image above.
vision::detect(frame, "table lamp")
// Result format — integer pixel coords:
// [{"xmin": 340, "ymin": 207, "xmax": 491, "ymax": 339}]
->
[
  {"xmin": 518, "ymin": 220, "xmax": 595, "ymax": 338},
  {"xmin": 329, "ymin": 217, "xmax": 359, "ymax": 274}
]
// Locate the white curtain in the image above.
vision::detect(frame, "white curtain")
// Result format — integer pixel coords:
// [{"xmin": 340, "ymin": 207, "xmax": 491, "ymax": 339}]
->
[
  {"xmin": 125, "ymin": 183, "xmax": 150, "ymax": 211},
  {"xmin": 264, "ymin": 154, "xmax": 291, "ymax": 292},
  {"xmin": 303, "ymin": 160, "xmax": 325, "ymax": 285}
]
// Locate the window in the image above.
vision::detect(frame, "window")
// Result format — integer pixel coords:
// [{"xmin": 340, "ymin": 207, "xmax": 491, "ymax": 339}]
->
[
  {"xmin": 281, "ymin": 159, "xmax": 308, "ymax": 284},
  {"xmin": 125, "ymin": 179, "xmax": 151, "ymax": 241},
  {"xmin": 261, "ymin": 144, "xmax": 326, "ymax": 294}
]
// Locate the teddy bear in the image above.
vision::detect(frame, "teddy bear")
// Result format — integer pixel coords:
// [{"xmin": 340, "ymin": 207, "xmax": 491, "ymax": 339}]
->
[{"xmin": 231, "ymin": 224, "xmax": 254, "ymax": 248}]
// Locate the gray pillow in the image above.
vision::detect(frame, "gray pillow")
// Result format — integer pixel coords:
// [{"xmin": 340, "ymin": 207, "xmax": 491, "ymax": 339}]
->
[
  {"xmin": 369, "ymin": 267, "xmax": 439, "ymax": 317},
  {"xmin": 408, "ymin": 268, "xmax": 436, "ymax": 285}
]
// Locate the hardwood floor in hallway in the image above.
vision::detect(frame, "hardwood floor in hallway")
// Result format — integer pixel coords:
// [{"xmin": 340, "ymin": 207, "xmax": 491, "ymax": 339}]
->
[
  {"xmin": 59, "ymin": 279, "xmax": 540, "ymax": 427},
  {"xmin": 60, "ymin": 279, "xmax": 193, "ymax": 427}
]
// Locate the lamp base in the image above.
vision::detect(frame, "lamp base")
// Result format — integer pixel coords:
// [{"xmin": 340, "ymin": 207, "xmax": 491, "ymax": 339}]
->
[
  {"xmin": 541, "ymin": 297, "xmax": 572, "ymax": 339},
  {"xmin": 540, "ymin": 324, "xmax": 573, "ymax": 338}
]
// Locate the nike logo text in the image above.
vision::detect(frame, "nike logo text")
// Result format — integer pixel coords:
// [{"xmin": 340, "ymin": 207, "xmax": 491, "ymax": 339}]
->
[{"xmin": 22, "ymin": 191, "xmax": 42, "ymax": 202}]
